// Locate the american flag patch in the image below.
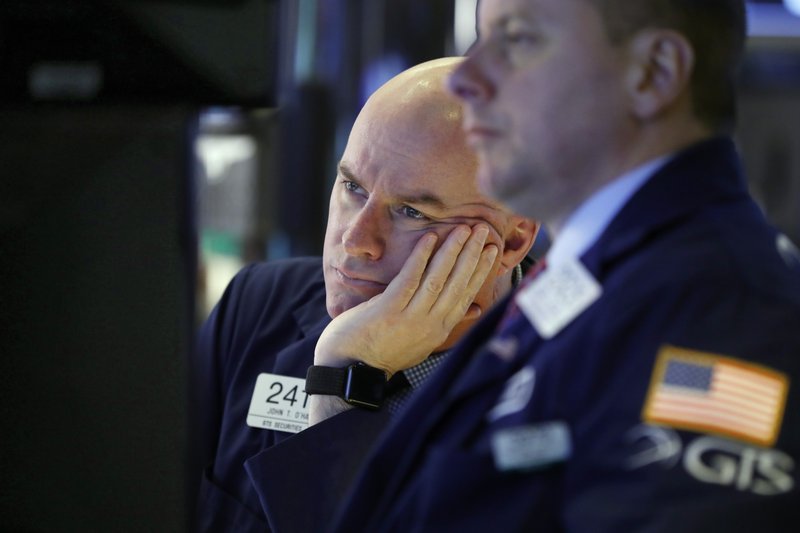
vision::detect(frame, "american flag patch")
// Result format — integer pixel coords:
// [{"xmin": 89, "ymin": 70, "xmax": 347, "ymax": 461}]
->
[{"xmin": 642, "ymin": 345, "xmax": 789, "ymax": 447}]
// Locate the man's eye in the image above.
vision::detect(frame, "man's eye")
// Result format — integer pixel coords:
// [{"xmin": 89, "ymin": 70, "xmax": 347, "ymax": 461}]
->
[
  {"xmin": 343, "ymin": 180, "xmax": 366, "ymax": 197},
  {"xmin": 401, "ymin": 206, "xmax": 426, "ymax": 220},
  {"xmin": 503, "ymin": 31, "xmax": 537, "ymax": 46}
]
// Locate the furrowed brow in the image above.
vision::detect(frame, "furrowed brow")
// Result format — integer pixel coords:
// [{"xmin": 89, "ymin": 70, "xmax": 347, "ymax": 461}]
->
[
  {"xmin": 338, "ymin": 161, "xmax": 448, "ymax": 210},
  {"xmin": 337, "ymin": 162, "xmax": 359, "ymax": 183},
  {"xmin": 396, "ymin": 191, "xmax": 448, "ymax": 210}
]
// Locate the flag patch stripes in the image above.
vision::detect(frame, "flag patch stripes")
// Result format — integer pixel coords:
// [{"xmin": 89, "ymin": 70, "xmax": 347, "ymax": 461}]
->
[{"xmin": 642, "ymin": 345, "xmax": 789, "ymax": 447}]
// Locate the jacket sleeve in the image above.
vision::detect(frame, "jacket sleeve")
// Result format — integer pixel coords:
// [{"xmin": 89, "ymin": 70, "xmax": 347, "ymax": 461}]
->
[
  {"xmin": 188, "ymin": 264, "xmax": 257, "ymax": 510},
  {"xmin": 245, "ymin": 407, "xmax": 392, "ymax": 533}
]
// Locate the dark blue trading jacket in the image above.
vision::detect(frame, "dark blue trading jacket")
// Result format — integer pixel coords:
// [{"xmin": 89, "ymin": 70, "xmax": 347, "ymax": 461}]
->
[
  {"xmin": 194, "ymin": 258, "xmax": 328, "ymax": 531},
  {"xmin": 319, "ymin": 137, "xmax": 800, "ymax": 532},
  {"xmin": 195, "ymin": 257, "xmax": 387, "ymax": 532}
]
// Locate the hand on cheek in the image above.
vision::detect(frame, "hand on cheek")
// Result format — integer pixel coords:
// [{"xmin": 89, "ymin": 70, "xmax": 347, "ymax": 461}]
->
[{"xmin": 314, "ymin": 224, "xmax": 498, "ymax": 376}]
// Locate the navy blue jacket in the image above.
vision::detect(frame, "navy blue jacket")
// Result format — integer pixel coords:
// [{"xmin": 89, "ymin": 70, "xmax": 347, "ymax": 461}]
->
[
  {"xmin": 322, "ymin": 138, "xmax": 800, "ymax": 532},
  {"xmin": 193, "ymin": 258, "xmax": 409, "ymax": 532},
  {"xmin": 194, "ymin": 258, "xmax": 335, "ymax": 531}
]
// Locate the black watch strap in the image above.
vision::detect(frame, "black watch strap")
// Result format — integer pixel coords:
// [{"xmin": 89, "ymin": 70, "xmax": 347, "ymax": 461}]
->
[
  {"xmin": 305, "ymin": 363, "xmax": 387, "ymax": 409},
  {"xmin": 305, "ymin": 366, "xmax": 347, "ymax": 396}
]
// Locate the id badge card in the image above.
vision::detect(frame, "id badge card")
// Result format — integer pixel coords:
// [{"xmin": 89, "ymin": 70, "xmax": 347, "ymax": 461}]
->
[
  {"xmin": 247, "ymin": 373, "xmax": 310, "ymax": 433},
  {"xmin": 516, "ymin": 257, "xmax": 602, "ymax": 339}
]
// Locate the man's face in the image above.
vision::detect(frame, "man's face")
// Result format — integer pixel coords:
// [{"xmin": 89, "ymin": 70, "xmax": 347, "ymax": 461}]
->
[
  {"xmin": 449, "ymin": 0, "xmax": 632, "ymax": 227},
  {"xmin": 322, "ymin": 106, "xmax": 511, "ymax": 335}
]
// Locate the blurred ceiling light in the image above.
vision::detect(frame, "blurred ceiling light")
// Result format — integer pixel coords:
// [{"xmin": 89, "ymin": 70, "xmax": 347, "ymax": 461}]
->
[
  {"xmin": 454, "ymin": 0, "xmax": 478, "ymax": 55},
  {"xmin": 786, "ymin": 0, "xmax": 800, "ymax": 17}
]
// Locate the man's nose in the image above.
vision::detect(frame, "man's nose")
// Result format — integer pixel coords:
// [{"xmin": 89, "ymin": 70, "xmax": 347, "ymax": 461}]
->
[
  {"xmin": 447, "ymin": 45, "xmax": 495, "ymax": 103},
  {"xmin": 342, "ymin": 203, "xmax": 386, "ymax": 260}
]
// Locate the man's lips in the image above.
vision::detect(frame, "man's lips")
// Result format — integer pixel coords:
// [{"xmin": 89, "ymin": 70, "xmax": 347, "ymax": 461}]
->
[
  {"xmin": 333, "ymin": 267, "xmax": 388, "ymax": 289},
  {"xmin": 464, "ymin": 123, "xmax": 502, "ymax": 145}
]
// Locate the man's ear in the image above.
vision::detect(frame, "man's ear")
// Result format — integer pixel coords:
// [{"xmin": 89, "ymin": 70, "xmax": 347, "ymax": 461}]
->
[
  {"xmin": 625, "ymin": 28, "xmax": 695, "ymax": 121},
  {"xmin": 499, "ymin": 216, "xmax": 539, "ymax": 273}
]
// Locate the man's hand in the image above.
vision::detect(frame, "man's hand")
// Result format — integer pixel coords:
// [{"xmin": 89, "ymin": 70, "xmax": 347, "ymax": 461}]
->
[
  {"xmin": 314, "ymin": 224, "xmax": 498, "ymax": 375},
  {"xmin": 309, "ymin": 224, "xmax": 497, "ymax": 425}
]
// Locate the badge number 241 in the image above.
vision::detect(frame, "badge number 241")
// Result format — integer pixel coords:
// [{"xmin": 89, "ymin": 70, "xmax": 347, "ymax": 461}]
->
[{"xmin": 247, "ymin": 373, "xmax": 310, "ymax": 434}]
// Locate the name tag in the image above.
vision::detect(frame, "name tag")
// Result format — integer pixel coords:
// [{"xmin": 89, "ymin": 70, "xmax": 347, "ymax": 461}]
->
[
  {"xmin": 247, "ymin": 373, "xmax": 310, "ymax": 434},
  {"xmin": 491, "ymin": 421, "xmax": 571, "ymax": 472},
  {"xmin": 516, "ymin": 258, "xmax": 602, "ymax": 339}
]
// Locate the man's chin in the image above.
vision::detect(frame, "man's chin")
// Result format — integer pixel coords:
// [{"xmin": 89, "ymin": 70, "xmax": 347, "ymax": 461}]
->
[{"xmin": 326, "ymin": 293, "xmax": 371, "ymax": 318}]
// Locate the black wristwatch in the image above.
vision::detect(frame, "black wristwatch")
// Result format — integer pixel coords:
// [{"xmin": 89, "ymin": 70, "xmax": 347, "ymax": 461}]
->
[{"xmin": 305, "ymin": 362, "xmax": 387, "ymax": 410}]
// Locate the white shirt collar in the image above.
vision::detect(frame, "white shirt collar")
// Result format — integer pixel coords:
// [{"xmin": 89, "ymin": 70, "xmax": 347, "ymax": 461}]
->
[{"xmin": 546, "ymin": 155, "xmax": 672, "ymax": 266}]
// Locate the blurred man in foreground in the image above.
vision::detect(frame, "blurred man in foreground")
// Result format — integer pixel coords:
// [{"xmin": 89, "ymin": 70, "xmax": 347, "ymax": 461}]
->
[{"xmin": 305, "ymin": 1, "xmax": 800, "ymax": 530}]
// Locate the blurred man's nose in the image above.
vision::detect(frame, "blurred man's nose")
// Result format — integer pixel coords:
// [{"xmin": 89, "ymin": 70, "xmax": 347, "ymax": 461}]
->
[
  {"xmin": 342, "ymin": 203, "xmax": 386, "ymax": 260},
  {"xmin": 448, "ymin": 45, "xmax": 495, "ymax": 103}
]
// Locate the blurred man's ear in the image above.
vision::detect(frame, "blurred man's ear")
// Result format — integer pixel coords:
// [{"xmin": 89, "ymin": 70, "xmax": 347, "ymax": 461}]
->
[
  {"xmin": 500, "ymin": 217, "xmax": 539, "ymax": 272},
  {"xmin": 625, "ymin": 28, "xmax": 695, "ymax": 121}
]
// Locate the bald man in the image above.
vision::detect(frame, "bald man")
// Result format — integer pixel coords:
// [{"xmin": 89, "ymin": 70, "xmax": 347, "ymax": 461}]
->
[{"xmin": 193, "ymin": 57, "xmax": 538, "ymax": 532}]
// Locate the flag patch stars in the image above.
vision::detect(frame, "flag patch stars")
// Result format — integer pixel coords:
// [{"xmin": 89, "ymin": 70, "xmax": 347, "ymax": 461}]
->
[{"xmin": 642, "ymin": 345, "xmax": 789, "ymax": 447}]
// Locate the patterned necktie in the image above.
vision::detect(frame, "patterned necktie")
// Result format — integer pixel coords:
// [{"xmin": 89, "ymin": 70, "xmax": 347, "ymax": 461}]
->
[
  {"xmin": 498, "ymin": 258, "xmax": 548, "ymax": 332},
  {"xmin": 383, "ymin": 371, "xmax": 411, "ymax": 415},
  {"xmin": 384, "ymin": 371, "xmax": 410, "ymax": 396}
]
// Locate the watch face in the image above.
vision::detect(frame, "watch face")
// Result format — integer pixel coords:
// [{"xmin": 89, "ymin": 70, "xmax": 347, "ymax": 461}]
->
[{"xmin": 344, "ymin": 363, "xmax": 386, "ymax": 409}]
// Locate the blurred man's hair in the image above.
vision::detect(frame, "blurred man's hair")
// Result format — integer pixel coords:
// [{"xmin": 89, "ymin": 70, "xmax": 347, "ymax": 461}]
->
[{"xmin": 588, "ymin": 0, "xmax": 747, "ymax": 132}]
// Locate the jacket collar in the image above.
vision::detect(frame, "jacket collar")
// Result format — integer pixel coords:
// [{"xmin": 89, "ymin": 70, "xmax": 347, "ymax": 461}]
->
[
  {"xmin": 291, "ymin": 274, "xmax": 331, "ymax": 335},
  {"xmin": 272, "ymin": 276, "xmax": 331, "ymax": 376},
  {"xmin": 582, "ymin": 136, "xmax": 748, "ymax": 275}
]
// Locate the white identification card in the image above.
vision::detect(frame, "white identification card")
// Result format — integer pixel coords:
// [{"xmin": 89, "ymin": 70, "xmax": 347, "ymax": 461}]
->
[
  {"xmin": 516, "ymin": 258, "xmax": 602, "ymax": 339},
  {"xmin": 247, "ymin": 373, "xmax": 310, "ymax": 434},
  {"xmin": 491, "ymin": 421, "xmax": 571, "ymax": 472}
]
